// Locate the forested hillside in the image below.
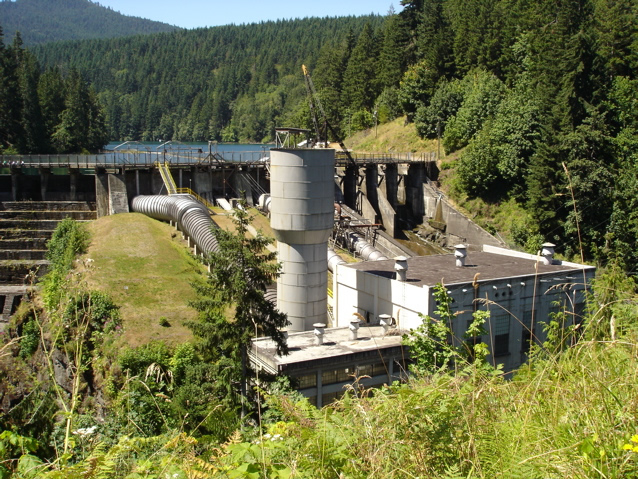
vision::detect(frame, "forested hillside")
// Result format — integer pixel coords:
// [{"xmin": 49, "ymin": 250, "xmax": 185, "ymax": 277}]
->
[
  {"xmin": 3, "ymin": 0, "xmax": 638, "ymax": 270},
  {"xmin": 0, "ymin": 30, "xmax": 109, "ymax": 154},
  {"xmin": 0, "ymin": 0, "xmax": 177, "ymax": 45},
  {"xmin": 32, "ymin": 16, "xmax": 384, "ymax": 143}
]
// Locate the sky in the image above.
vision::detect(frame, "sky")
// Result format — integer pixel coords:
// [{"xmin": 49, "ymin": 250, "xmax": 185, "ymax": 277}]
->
[{"xmin": 96, "ymin": 0, "xmax": 402, "ymax": 29}]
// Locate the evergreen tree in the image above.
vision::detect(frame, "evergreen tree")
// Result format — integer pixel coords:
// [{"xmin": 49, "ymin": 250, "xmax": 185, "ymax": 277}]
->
[
  {"xmin": 592, "ymin": 0, "xmax": 638, "ymax": 80},
  {"xmin": 0, "ymin": 27, "xmax": 22, "ymax": 152},
  {"xmin": 416, "ymin": 0, "xmax": 454, "ymax": 79},
  {"xmin": 188, "ymin": 201, "xmax": 288, "ymax": 416},
  {"xmin": 51, "ymin": 70, "xmax": 108, "ymax": 152},
  {"xmin": 342, "ymin": 23, "xmax": 380, "ymax": 113},
  {"xmin": 16, "ymin": 44, "xmax": 47, "ymax": 153},
  {"xmin": 313, "ymin": 39, "xmax": 350, "ymax": 138},
  {"xmin": 378, "ymin": 9, "xmax": 407, "ymax": 89}
]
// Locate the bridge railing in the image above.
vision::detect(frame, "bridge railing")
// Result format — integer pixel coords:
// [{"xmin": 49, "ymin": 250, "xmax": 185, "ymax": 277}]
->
[
  {"xmin": 335, "ymin": 151, "xmax": 437, "ymax": 163},
  {"xmin": 1, "ymin": 150, "xmax": 437, "ymax": 168},
  {"xmin": 0, "ymin": 150, "xmax": 271, "ymax": 168}
]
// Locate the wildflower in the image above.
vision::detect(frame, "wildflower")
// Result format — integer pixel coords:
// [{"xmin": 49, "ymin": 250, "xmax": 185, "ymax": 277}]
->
[
  {"xmin": 622, "ymin": 435, "xmax": 638, "ymax": 453},
  {"xmin": 73, "ymin": 425, "xmax": 98, "ymax": 437}
]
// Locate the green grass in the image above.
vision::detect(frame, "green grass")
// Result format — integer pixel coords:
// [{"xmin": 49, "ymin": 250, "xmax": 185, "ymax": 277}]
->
[
  {"xmin": 83, "ymin": 213, "xmax": 206, "ymax": 347},
  {"xmin": 346, "ymin": 116, "xmax": 438, "ymax": 154}
]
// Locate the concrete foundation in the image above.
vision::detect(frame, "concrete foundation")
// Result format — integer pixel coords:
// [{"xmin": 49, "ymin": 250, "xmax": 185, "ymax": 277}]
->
[{"xmin": 423, "ymin": 183, "xmax": 503, "ymax": 249}]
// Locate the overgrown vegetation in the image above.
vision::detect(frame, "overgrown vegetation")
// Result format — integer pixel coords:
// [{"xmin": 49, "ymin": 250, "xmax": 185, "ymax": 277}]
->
[
  {"xmin": 2, "ymin": 266, "xmax": 636, "ymax": 478},
  {"xmin": 1, "ymin": 214, "xmax": 638, "ymax": 478}
]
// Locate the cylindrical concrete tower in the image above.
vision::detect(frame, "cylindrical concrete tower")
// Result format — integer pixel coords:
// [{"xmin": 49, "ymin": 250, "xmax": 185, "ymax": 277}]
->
[{"xmin": 270, "ymin": 148, "xmax": 335, "ymax": 332}]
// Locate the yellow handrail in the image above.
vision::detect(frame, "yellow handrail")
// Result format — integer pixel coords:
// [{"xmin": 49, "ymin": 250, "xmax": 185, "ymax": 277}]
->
[
  {"xmin": 174, "ymin": 188, "xmax": 216, "ymax": 212},
  {"xmin": 154, "ymin": 161, "xmax": 177, "ymax": 195}
]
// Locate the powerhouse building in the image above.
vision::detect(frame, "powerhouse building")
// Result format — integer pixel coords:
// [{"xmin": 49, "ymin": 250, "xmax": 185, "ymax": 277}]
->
[{"xmin": 251, "ymin": 243, "xmax": 595, "ymax": 406}]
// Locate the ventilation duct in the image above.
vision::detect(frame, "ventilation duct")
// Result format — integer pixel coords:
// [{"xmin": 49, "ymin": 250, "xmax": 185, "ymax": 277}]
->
[
  {"xmin": 454, "ymin": 244, "xmax": 467, "ymax": 267},
  {"xmin": 394, "ymin": 256, "xmax": 408, "ymax": 281},
  {"xmin": 541, "ymin": 242, "xmax": 556, "ymax": 265}
]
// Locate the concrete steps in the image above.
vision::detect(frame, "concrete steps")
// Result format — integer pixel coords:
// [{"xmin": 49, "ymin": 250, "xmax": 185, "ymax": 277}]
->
[
  {"xmin": 0, "ymin": 261, "xmax": 48, "ymax": 285},
  {"xmin": 0, "ymin": 201, "xmax": 95, "ymax": 212},
  {"xmin": 0, "ymin": 200, "xmax": 96, "ymax": 328},
  {"xmin": 0, "ymin": 229, "xmax": 53, "ymax": 240},
  {"xmin": 0, "ymin": 250, "xmax": 48, "ymax": 261},
  {"xmin": 0, "ymin": 238, "xmax": 49, "ymax": 250},
  {"xmin": 0, "ymin": 286, "xmax": 28, "ymax": 327},
  {"xmin": 0, "ymin": 211, "xmax": 96, "ymax": 221}
]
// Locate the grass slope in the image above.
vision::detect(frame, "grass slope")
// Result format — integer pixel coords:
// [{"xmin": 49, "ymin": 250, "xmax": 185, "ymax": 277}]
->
[
  {"xmin": 83, "ymin": 213, "xmax": 205, "ymax": 347},
  {"xmin": 346, "ymin": 116, "xmax": 438, "ymax": 154}
]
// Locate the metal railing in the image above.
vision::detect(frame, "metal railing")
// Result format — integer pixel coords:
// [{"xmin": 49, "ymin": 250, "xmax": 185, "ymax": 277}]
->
[
  {"xmin": 174, "ymin": 188, "xmax": 216, "ymax": 211},
  {"xmin": 0, "ymin": 150, "xmax": 271, "ymax": 168},
  {"xmin": 155, "ymin": 161, "xmax": 178, "ymax": 194},
  {"xmin": 0, "ymin": 150, "xmax": 437, "ymax": 169}
]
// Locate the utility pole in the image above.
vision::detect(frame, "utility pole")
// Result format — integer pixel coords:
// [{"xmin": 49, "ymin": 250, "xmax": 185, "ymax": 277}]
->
[{"xmin": 437, "ymin": 117, "xmax": 441, "ymax": 162}]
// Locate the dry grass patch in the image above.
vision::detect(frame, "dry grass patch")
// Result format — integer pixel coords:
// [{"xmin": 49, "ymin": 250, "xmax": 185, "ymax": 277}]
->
[{"xmin": 80, "ymin": 207, "xmax": 277, "ymax": 348}]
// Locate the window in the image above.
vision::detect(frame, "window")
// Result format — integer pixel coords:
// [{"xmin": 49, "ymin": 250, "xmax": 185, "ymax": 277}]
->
[
  {"xmin": 372, "ymin": 363, "xmax": 388, "ymax": 377},
  {"xmin": 296, "ymin": 374, "xmax": 316, "ymax": 389},
  {"xmin": 492, "ymin": 314, "xmax": 510, "ymax": 356},
  {"xmin": 321, "ymin": 390, "xmax": 343, "ymax": 406},
  {"xmin": 321, "ymin": 370, "xmax": 337, "ymax": 385},
  {"xmin": 464, "ymin": 318, "xmax": 484, "ymax": 362},
  {"xmin": 336, "ymin": 368, "xmax": 352, "ymax": 382},
  {"xmin": 322, "ymin": 368, "xmax": 351, "ymax": 385}
]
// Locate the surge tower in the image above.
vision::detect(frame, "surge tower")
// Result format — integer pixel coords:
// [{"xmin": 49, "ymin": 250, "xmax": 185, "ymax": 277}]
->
[{"xmin": 270, "ymin": 148, "xmax": 335, "ymax": 332}]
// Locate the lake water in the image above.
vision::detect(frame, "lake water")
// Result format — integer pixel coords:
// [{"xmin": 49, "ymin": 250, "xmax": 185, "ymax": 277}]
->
[{"xmin": 105, "ymin": 141, "xmax": 273, "ymax": 155}]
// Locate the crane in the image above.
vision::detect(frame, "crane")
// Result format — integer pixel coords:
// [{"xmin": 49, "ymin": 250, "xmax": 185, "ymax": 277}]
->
[{"xmin": 302, "ymin": 65, "xmax": 356, "ymax": 167}]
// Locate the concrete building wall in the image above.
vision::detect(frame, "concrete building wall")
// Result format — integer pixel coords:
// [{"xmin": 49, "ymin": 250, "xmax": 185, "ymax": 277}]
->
[
  {"xmin": 95, "ymin": 173, "xmax": 109, "ymax": 217},
  {"xmin": 107, "ymin": 174, "xmax": 129, "ymax": 215},
  {"xmin": 377, "ymin": 189, "xmax": 397, "ymax": 237},
  {"xmin": 333, "ymin": 264, "xmax": 427, "ymax": 331},
  {"xmin": 334, "ymin": 246, "xmax": 595, "ymax": 372}
]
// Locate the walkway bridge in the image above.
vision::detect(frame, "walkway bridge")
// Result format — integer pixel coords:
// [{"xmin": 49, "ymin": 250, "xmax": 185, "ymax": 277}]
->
[
  {"xmin": 1, "ymin": 148, "xmax": 441, "ymax": 239},
  {"xmin": 0, "ymin": 149, "xmax": 436, "ymax": 169}
]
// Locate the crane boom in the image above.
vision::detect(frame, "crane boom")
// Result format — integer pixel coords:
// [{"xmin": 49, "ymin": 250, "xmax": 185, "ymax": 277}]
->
[{"xmin": 301, "ymin": 65, "xmax": 356, "ymax": 167}]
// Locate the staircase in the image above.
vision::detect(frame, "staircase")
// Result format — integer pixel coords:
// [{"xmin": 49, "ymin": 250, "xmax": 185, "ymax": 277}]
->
[
  {"xmin": 0, "ymin": 201, "xmax": 96, "ymax": 329},
  {"xmin": 155, "ymin": 161, "xmax": 178, "ymax": 195}
]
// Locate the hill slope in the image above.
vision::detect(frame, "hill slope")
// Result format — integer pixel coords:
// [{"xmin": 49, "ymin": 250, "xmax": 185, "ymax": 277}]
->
[
  {"xmin": 83, "ymin": 213, "xmax": 205, "ymax": 347},
  {"xmin": 31, "ymin": 15, "xmax": 382, "ymax": 142},
  {"xmin": 0, "ymin": 0, "xmax": 178, "ymax": 45}
]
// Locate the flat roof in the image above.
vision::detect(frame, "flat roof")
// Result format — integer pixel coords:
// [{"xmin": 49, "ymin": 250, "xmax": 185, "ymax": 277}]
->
[
  {"xmin": 251, "ymin": 325, "xmax": 404, "ymax": 374},
  {"xmin": 344, "ymin": 251, "xmax": 593, "ymax": 287}
]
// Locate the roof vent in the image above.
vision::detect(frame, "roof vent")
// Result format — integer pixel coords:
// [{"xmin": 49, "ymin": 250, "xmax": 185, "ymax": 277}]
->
[
  {"xmin": 541, "ymin": 242, "xmax": 556, "ymax": 266},
  {"xmin": 454, "ymin": 244, "xmax": 467, "ymax": 267},
  {"xmin": 379, "ymin": 314, "xmax": 392, "ymax": 334},
  {"xmin": 394, "ymin": 256, "xmax": 408, "ymax": 282},
  {"xmin": 313, "ymin": 323, "xmax": 326, "ymax": 345},
  {"xmin": 349, "ymin": 317, "xmax": 360, "ymax": 341}
]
